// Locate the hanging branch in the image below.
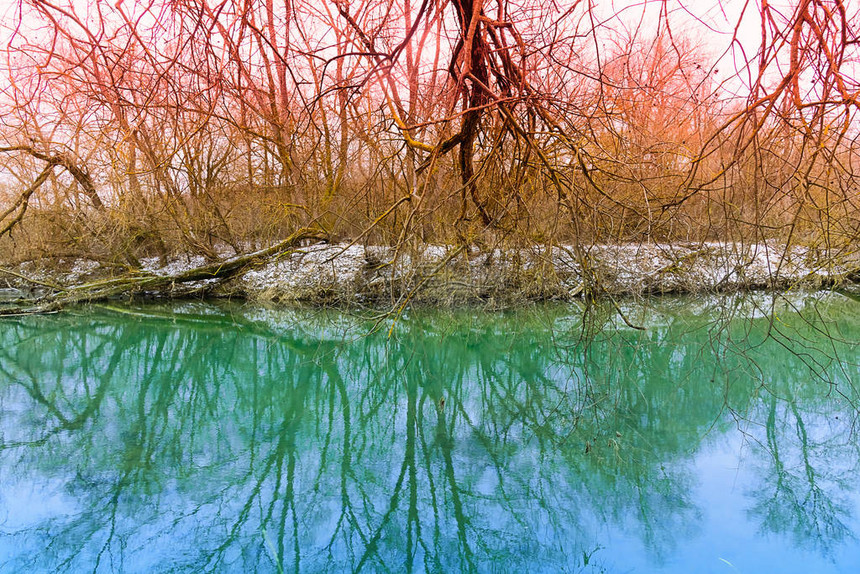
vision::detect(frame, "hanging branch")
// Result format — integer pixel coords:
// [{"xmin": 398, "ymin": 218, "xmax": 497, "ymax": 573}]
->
[
  {"xmin": 0, "ymin": 146, "xmax": 105, "ymax": 237},
  {"xmin": 0, "ymin": 164, "xmax": 54, "ymax": 239}
]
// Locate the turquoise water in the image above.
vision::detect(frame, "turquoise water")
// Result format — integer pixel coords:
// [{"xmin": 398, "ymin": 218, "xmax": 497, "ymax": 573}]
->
[{"xmin": 1, "ymin": 294, "xmax": 860, "ymax": 572}]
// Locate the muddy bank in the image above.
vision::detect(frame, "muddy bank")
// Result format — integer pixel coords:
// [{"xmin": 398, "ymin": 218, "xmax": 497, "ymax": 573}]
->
[{"xmin": 3, "ymin": 240, "xmax": 859, "ymax": 309}]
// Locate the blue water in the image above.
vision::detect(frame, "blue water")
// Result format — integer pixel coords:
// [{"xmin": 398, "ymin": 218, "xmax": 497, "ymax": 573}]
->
[{"xmin": 1, "ymin": 293, "xmax": 859, "ymax": 572}]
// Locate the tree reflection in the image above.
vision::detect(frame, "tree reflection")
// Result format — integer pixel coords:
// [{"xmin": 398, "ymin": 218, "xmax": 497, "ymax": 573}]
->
[
  {"xmin": 746, "ymin": 392, "xmax": 859, "ymax": 556},
  {"xmin": 0, "ymin": 295, "xmax": 859, "ymax": 572}
]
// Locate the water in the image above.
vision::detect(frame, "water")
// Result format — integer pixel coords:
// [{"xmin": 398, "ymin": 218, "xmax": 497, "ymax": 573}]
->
[{"xmin": 1, "ymin": 293, "xmax": 860, "ymax": 573}]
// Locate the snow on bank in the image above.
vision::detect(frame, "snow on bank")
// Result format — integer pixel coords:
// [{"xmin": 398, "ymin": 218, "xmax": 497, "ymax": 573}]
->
[
  {"xmin": 8, "ymin": 241, "xmax": 858, "ymax": 305},
  {"xmin": 226, "ymin": 240, "xmax": 859, "ymax": 304}
]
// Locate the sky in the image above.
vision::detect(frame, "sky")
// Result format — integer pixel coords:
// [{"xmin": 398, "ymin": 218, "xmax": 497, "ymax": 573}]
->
[{"xmin": 0, "ymin": 0, "xmax": 851, "ymax": 115}]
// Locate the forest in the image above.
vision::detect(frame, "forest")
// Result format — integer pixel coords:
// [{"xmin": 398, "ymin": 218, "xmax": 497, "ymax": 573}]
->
[{"xmin": 0, "ymin": 0, "xmax": 858, "ymax": 305}]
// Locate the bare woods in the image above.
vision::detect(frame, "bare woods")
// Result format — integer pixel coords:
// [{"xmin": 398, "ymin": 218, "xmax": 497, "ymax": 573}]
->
[{"xmin": 0, "ymin": 0, "xmax": 858, "ymax": 305}]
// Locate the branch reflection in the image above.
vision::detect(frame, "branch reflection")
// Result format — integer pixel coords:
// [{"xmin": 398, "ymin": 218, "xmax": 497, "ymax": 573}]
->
[{"xmin": 0, "ymin": 294, "xmax": 859, "ymax": 572}]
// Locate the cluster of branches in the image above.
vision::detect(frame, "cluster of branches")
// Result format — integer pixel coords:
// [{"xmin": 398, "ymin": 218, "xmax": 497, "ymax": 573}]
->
[{"xmin": 0, "ymin": 0, "xmax": 857, "ymax": 265}]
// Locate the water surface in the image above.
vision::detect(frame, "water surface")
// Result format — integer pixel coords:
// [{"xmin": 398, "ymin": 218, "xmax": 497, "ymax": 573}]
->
[{"xmin": 1, "ymin": 294, "xmax": 860, "ymax": 572}]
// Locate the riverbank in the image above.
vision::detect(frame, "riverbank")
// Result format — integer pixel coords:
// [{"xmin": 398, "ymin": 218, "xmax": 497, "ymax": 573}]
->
[{"xmin": 3, "ymin": 239, "xmax": 859, "ymax": 309}]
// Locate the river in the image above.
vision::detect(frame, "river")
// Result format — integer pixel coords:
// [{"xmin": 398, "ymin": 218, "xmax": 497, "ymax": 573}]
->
[{"xmin": 1, "ymin": 293, "xmax": 859, "ymax": 572}]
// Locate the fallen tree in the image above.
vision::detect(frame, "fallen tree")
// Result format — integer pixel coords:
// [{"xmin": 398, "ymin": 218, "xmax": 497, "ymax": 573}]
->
[{"xmin": 0, "ymin": 227, "xmax": 328, "ymax": 315}]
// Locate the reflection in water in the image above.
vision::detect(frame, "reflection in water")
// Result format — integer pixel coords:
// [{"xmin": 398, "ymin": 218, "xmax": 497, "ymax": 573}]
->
[{"xmin": 1, "ymin": 294, "xmax": 860, "ymax": 572}]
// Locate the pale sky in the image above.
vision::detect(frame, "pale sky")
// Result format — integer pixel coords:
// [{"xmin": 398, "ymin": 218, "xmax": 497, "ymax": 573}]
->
[
  {"xmin": 0, "ymin": 0, "xmax": 769, "ymax": 92},
  {"xmin": 0, "ymin": 0, "xmax": 849, "ymax": 107}
]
